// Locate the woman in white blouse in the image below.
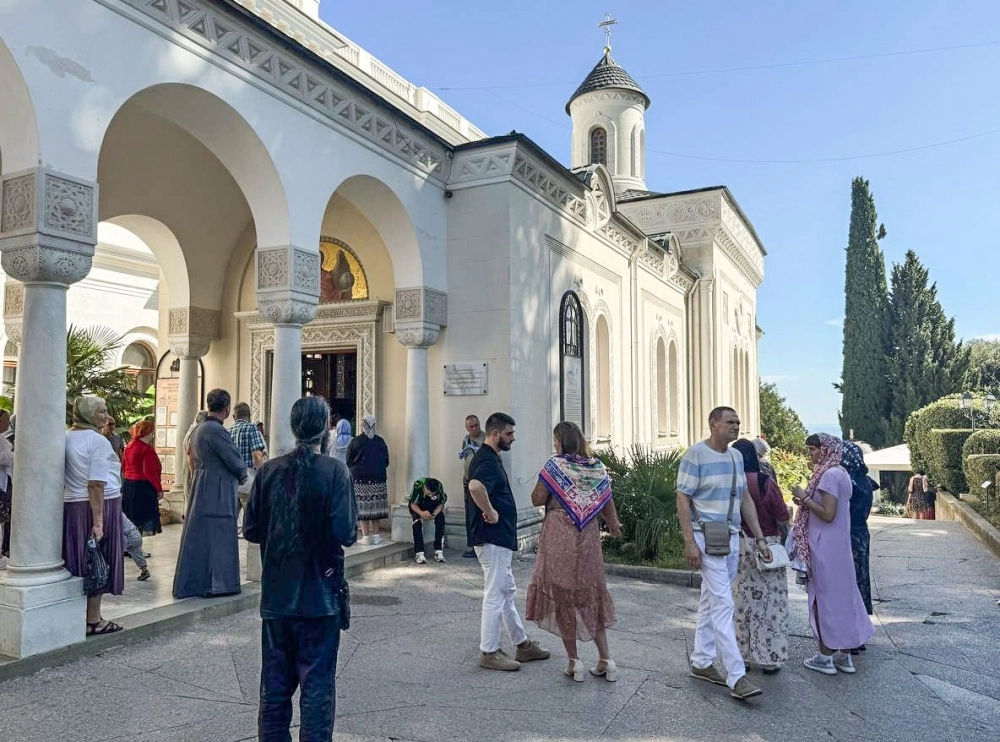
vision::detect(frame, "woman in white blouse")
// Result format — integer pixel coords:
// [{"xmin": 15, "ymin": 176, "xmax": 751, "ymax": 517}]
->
[{"xmin": 64, "ymin": 396, "xmax": 126, "ymax": 635}]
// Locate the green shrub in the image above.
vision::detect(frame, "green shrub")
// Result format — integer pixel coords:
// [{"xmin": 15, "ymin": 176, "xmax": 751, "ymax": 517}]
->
[
  {"xmin": 770, "ymin": 448, "xmax": 811, "ymax": 501},
  {"xmin": 962, "ymin": 429, "xmax": 1000, "ymax": 457},
  {"xmin": 962, "ymin": 454, "xmax": 1000, "ymax": 501},
  {"xmin": 926, "ymin": 428, "xmax": 974, "ymax": 493},
  {"xmin": 597, "ymin": 445, "xmax": 683, "ymax": 562},
  {"xmin": 903, "ymin": 395, "xmax": 997, "ymax": 481}
]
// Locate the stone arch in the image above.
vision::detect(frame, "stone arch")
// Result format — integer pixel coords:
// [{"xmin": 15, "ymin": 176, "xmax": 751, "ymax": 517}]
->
[
  {"xmin": 318, "ymin": 237, "xmax": 371, "ymax": 304},
  {"xmin": 324, "ymin": 174, "xmax": 424, "ymax": 288},
  {"xmin": 101, "ymin": 83, "xmax": 289, "ymax": 248},
  {"xmin": 593, "ymin": 303, "xmax": 614, "ymax": 442},
  {"xmin": 104, "ymin": 215, "xmax": 189, "ymax": 307},
  {"xmin": 0, "ymin": 38, "xmax": 40, "ymax": 173}
]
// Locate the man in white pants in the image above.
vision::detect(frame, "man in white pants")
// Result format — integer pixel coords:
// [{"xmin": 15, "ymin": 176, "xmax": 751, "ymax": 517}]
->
[
  {"xmin": 468, "ymin": 412, "xmax": 550, "ymax": 671},
  {"xmin": 676, "ymin": 406, "xmax": 772, "ymax": 700}
]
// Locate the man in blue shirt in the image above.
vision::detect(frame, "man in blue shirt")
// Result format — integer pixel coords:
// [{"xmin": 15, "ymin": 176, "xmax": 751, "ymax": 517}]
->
[
  {"xmin": 468, "ymin": 412, "xmax": 550, "ymax": 671},
  {"xmin": 676, "ymin": 406, "xmax": 771, "ymax": 700}
]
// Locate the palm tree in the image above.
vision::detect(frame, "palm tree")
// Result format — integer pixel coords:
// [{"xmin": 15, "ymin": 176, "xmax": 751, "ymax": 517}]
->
[{"xmin": 11, "ymin": 325, "xmax": 151, "ymax": 427}]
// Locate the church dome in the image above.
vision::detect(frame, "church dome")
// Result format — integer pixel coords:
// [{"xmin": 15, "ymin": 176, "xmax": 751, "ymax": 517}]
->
[{"xmin": 566, "ymin": 51, "xmax": 650, "ymax": 114}]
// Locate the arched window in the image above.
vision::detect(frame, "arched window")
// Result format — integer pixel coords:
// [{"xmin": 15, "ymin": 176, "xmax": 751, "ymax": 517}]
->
[
  {"xmin": 596, "ymin": 315, "xmax": 611, "ymax": 440},
  {"xmin": 668, "ymin": 341, "xmax": 679, "ymax": 435},
  {"xmin": 656, "ymin": 337, "xmax": 667, "ymax": 436},
  {"xmin": 3, "ymin": 340, "xmax": 17, "ymax": 395},
  {"xmin": 559, "ymin": 292, "xmax": 585, "ymax": 432},
  {"xmin": 590, "ymin": 127, "xmax": 607, "ymax": 166},
  {"xmin": 743, "ymin": 350, "xmax": 752, "ymax": 433},
  {"xmin": 123, "ymin": 342, "xmax": 156, "ymax": 392}
]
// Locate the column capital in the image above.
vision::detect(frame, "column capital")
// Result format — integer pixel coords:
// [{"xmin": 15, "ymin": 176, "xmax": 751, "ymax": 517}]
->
[
  {"xmin": 258, "ymin": 296, "xmax": 318, "ymax": 326},
  {"xmin": 394, "ymin": 286, "xmax": 447, "ymax": 327},
  {"xmin": 0, "ymin": 168, "xmax": 97, "ymax": 286},
  {"xmin": 168, "ymin": 305, "xmax": 219, "ymax": 359},
  {"xmin": 3, "ymin": 282, "xmax": 24, "ymax": 344},
  {"xmin": 169, "ymin": 337, "xmax": 212, "ymax": 359},
  {"xmin": 395, "ymin": 321, "xmax": 440, "ymax": 349}
]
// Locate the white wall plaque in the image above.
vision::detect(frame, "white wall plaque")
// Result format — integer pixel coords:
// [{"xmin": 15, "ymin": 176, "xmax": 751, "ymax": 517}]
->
[{"xmin": 443, "ymin": 362, "xmax": 489, "ymax": 396}]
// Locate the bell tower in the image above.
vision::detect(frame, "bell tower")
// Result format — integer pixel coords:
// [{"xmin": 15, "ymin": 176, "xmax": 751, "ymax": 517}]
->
[{"xmin": 567, "ymin": 16, "xmax": 650, "ymax": 194}]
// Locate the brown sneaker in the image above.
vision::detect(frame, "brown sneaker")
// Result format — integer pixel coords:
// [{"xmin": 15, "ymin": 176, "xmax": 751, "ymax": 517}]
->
[
  {"xmin": 730, "ymin": 675, "xmax": 763, "ymax": 699},
  {"xmin": 514, "ymin": 639, "xmax": 551, "ymax": 662},
  {"xmin": 479, "ymin": 649, "xmax": 520, "ymax": 671},
  {"xmin": 690, "ymin": 664, "xmax": 727, "ymax": 686}
]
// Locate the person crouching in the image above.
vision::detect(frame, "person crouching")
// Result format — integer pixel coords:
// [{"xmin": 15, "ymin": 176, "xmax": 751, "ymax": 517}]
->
[{"xmin": 410, "ymin": 477, "xmax": 447, "ymax": 564}]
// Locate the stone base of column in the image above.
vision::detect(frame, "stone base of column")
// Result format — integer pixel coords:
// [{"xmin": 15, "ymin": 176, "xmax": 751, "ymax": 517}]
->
[
  {"xmin": 0, "ymin": 577, "xmax": 86, "ymax": 658},
  {"xmin": 245, "ymin": 542, "xmax": 262, "ymax": 582},
  {"xmin": 390, "ymin": 504, "xmax": 414, "ymax": 544}
]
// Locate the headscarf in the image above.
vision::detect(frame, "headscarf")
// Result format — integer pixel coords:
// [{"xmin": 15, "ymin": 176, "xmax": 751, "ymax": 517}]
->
[
  {"xmin": 334, "ymin": 419, "xmax": 352, "ymax": 449},
  {"xmin": 130, "ymin": 419, "xmax": 155, "ymax": 442},
  {"xmin": 790, "ymin": 433, "xmax": 843, "ymax": 577},
  {"xmin": 752, "ymin": 437, "xmax": 778, "ymax": 480},
  {"xmin": 71, "ymin": 396, "xmax": 105, "ymax": 433},
  {"xmin": 842, "ymin": 439, "xmax": 874, "ymax": 530},
  {"xmin": 538, "ymin": 453, "xmax": 613, "ymax": 531},
  {"xmin": 361, "ymin": 415, "xmax": 376, "ymax": 439},
  {"xmin": 732, "ymin": 439, "xmax": 767, "ymax": 499}
]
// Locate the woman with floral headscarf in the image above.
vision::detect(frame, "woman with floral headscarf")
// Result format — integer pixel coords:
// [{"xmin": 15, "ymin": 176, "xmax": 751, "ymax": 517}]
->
[
  {"xmin": 790, "ymin": 433, "xmax": 874, "ymax": 676},
  {"xmin": 122, "ymin": 418, "xmax": 162, "ymax": 537},
  {"xmin": 346, "ymin": 415, "xmax": 390, "ymax": 545}
]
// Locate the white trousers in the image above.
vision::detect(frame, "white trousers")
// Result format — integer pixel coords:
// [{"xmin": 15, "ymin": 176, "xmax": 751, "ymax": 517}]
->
[
  {"xmin": 475, "ymin": 543, "xmax": 527, "ymax": 653},
  {"xmin": 690, "ymin": 531, "xmax": 745, "ymax": 688}
]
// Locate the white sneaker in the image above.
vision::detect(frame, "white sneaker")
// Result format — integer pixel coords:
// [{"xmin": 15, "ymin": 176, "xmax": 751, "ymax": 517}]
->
[
  {"xmin": 357, "ymin": 534, "xmax": 372, "ymax": 546},
  {"xmin": 370, "ymin": 533, "xmax": 384, "ymax": 545},
  {"xmin": 833, "ymin": 652, "xmax": 856, "ymax": 674},
  {"xmin": 415, "ymin": 552, "xmax": 427, "ymax": 564},
  {"xmin": 803, "ymin": 654, "xmax": 837, "ymax": 676},
  {"xmin": 434, "ymin": 550, "xmax": 446, "ymax": 563}
]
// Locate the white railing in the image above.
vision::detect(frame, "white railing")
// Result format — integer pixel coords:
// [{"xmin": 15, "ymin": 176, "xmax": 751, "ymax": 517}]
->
[{"xmin": 238, "ymin": 0, "xmax": 485, "ymax": 143}]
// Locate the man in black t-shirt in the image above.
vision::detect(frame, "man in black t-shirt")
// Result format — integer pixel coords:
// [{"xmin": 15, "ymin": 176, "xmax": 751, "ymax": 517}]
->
[{"xmin": 467, "ymin": 412, "xmax": 550, "ymax": 671}]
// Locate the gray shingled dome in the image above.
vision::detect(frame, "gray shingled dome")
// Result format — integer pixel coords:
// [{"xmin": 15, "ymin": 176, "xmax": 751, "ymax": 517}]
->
[{"xmin": 566, "ymin": 51, "xmax": 650, "ymax": 114}]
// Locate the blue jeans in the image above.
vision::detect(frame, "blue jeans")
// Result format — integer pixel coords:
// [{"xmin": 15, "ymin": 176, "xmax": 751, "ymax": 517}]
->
[{"xmin": 258, "ymin": 615, "xmax": 342, "ymax": 741}]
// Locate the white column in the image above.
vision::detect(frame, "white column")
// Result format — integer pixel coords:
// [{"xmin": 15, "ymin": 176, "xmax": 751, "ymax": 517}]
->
[
  {"xmin": 0, "ymin": 167, "xmax": 97, "ymax": 657},
  {"xmin": 167, "ymin": 352, "xmax": 205, "ymax": 514},
  {"xmin": 268, "ymin": 323, "xmax": 303, "ymax": 457},
  {"xmin": 404, "ymin": 344, "xmax": 430, "ymax": 484}
]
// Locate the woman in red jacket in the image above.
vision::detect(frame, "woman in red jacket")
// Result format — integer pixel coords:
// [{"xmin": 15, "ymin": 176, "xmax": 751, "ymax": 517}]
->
[{"xmin": 122, "ymin": 419, "xmax": 163, "ymax": 536}]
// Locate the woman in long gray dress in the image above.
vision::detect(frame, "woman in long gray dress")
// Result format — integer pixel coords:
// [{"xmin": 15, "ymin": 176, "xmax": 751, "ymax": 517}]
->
[{"xmin": 173, "ymin": 389, "xmax": 247, "ymax": 598}]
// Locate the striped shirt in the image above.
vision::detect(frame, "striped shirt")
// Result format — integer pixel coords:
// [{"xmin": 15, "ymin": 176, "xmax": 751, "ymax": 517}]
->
[{"xmin": 676, "ymin": 441, "xmax": 747, "ymax": 533}]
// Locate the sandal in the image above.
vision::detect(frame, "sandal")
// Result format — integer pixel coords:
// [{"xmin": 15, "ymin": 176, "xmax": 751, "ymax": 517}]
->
[{"xmin": 87, "ymin": 620, "xmax": 124, "ymax": 636}]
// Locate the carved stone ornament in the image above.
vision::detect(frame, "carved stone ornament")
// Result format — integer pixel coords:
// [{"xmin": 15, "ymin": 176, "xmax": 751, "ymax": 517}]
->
[
  {"xmin": 3, "ymin": 283, "xmax": 24, "ymax": 321},
  {"xmin": 258, "ymin": 296, "xmax": 319, "ymax": 326},
  {"xmin": 394, "ymin": 322, "xmax": 440, "ymax": 348},
  {"xmin": 0, "ymin": 167, "xmax": 97, "ymax": 244},
  {"xmin": 256, "ymin": 246, "xmax": 321, "ymax": 298},
  {"xmin": 0, "ymin": 244, "xmax": 92, "ymax": 285},
  {"xmin": 5, "ymin": 321, "xmax": 22, "ymax": 345},
  {"xmin": 168, "ymin": 306, "xmax": 221, "ymax": 339},
  {"xmin": 393, "ymin": 287, "xmax": 447, "ymax": 327},
  {"xmin": 169, "ymin": 337, "xmax": 212, "ymax": 359}
]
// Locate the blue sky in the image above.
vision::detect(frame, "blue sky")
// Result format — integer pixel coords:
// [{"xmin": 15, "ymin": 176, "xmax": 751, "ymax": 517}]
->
[{"xmin": 320, "ymin": 0, "xmax": 1000, "ymax": 433}]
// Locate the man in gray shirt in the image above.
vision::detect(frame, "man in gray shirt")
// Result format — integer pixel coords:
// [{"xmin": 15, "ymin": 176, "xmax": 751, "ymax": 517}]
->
[{"xmin": 459, "ymin": 415, "xmax": 486, "ymax": 558}]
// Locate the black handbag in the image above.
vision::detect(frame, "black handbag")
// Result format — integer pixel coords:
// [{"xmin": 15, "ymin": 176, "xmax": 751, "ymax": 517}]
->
[
  {"xmin": 0, "ymin": 479, "xmax": 11, "ymax": 523},
  {"xmin": 83, "ymin": 537, "xmax": 110, "ymax": 596}
]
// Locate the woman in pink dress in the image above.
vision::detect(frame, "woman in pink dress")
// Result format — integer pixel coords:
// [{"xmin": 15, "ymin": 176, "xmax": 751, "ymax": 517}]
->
[{"xmin": 790, "ymin": 433, "xmax": 874, "ymax": 676}]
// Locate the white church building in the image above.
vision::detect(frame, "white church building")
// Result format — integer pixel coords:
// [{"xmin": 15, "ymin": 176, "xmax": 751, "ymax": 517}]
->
[{"xmin": 0, "ymin": 0, "xmax": 765, "ymax": 658}]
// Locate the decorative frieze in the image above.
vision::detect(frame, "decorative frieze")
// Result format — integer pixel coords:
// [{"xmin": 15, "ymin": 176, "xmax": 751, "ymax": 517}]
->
[
  {"xmin": 116, "ymin": 0, "xmax": 446, "ymax": 175},
  {"xmin": 3, "ymin": 283, "xmax": 24, "ymax": 321},
  {"xmin": 0, "ymin": 245, "xmax": 92, "ymax": 285},
  {"xmin": 257, "ymin": 297, "xmax": 318, "ymax": 326},
  {"xmin": 512, "ymin": 154, "xmax": 588, "ymax": 224},
  {"xmin": 449, "ymin": 148, "xmax": 517, "ymax": 185},
  {"xmin": 256, "ymin": 246, "xmax": 320, "ymax": 296}
]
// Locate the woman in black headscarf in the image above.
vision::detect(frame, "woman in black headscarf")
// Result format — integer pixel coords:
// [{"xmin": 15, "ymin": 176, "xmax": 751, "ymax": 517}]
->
[
  {"xmin": 732, "ymin": 439, "xmax": 791, "ymax": 673},
  {"xmin": 841, "ymin": 441, "xmax": 875, "ymax": 618}
]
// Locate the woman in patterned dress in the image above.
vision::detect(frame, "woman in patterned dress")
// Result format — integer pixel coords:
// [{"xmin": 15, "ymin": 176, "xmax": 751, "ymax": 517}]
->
[
  {"xmin": 346, "ymin": 415, "xmax": 390, "ymax": 545},
  {"xmin": 526, "ymin": 421, "xmax": 622, "ymax": 683},
  {"xmin": 731, "ymin": 438, "xmax": 791, "ymax": 674}
]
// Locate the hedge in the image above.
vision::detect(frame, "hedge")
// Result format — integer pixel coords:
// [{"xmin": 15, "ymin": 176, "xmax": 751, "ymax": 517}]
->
[
  {"xmin": 963, "ymin": 454, "xmax": 1000, "ymax": 498},
  {"xmin": 962, "ymin": 429, "xmax": 1000, "ymax": 458},
  {"xmin": 926, "ymin": 428, "xmax": 974, "ymax": 493},
  {"xmin": 904, "ymin": 396, "xmax": 996, "ymax": 481}
]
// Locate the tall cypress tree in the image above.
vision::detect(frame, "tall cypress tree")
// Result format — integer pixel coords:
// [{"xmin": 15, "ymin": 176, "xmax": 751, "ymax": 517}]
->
[
  {"xmin": 840, "ymin": 177, "xmax": 890, "ymax": 447},
  {"xmin": 886, "ymin": 251, "xmax": 969, "ymax": 441}
]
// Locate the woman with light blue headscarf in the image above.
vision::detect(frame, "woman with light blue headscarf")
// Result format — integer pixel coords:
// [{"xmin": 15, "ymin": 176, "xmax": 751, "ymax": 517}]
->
[{"xmin": 329, "ymin": 418, "xmax": 352, "ymax": 464}]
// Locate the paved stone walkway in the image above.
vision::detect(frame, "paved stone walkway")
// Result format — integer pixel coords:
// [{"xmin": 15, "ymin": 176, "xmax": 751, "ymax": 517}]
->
[{"xmin": 0, "ymin": 515, "xmax": 997, "ymax": 741}]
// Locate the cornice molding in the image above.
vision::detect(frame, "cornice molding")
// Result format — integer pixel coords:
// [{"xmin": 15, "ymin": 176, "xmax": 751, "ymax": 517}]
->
[{"xmin": 112, "ymin": 0, "xmax": 447, "ymax": 178}]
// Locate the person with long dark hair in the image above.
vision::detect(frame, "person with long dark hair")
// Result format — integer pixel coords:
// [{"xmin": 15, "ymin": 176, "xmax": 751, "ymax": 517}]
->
[
  {"xmin": 731, "ymin": 439, "xmax": 790, "ymax": 674},
  {"xmin": 244, "ymin": 396, "xmax": 357, "ymax": 741}
]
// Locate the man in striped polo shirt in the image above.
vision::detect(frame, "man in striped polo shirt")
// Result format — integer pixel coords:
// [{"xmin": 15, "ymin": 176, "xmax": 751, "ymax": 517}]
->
[{"xmin": 677, "ymin": 406, "xmax": 772, "ymax": 700}]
